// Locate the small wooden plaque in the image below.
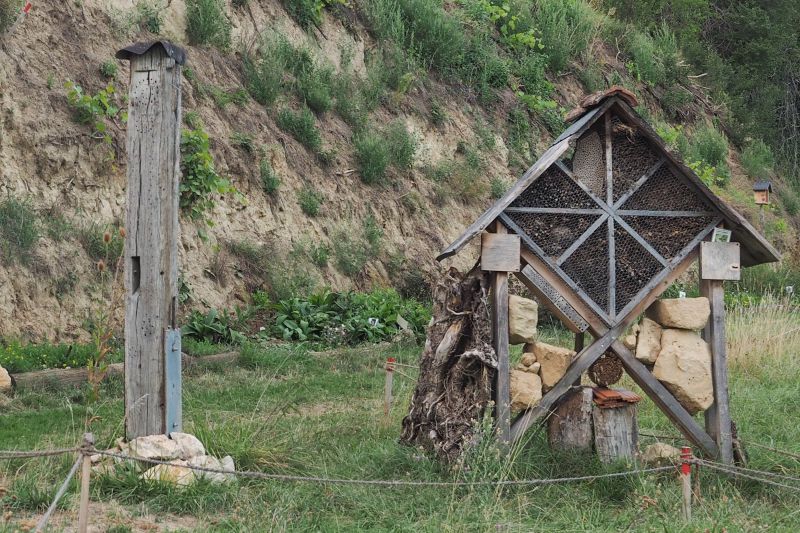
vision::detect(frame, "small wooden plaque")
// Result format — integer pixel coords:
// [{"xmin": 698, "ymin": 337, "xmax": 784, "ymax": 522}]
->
[
  {"xmin": 481, "ymin": 233, "xmax": 520, "ymax": 272},
  {"xmin": 700, "ymin": 241, "xmax": 741, "ymax": 281}
]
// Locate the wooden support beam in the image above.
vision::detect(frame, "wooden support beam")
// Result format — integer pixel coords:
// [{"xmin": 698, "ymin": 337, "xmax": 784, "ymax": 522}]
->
[
  {"xmin": 607, "ymin": 216, "xmax": 616, "ymax": 318},
  {"xmin": 617, "ymin": 210, "xmax": 716, "ymax": 217},
  {"xmin": 612, "ymin": 341, "xmax": 719, "ymax": 458},
  {"xmin": 505, "ymin": 207, "xmax": 605, "ymax": 215},
  {"xmin": 611, "ymin": 158, "xmax": 665, "ymax": 209},
  {"xmin": 701, "ymin": 278, "xmax": 734, "ymax": 464},
  {"xmin": 121, "ymin": 44, "xmax": 184, "ymax": 439},
  {"xmin": 556, "ymin": 214, "xmax": 609, "ymax": 266},
  {"xmin": 491, "ymin": 222, "xmax": 511, "ymax": 450},
  {"xmin": 513, "ymin": 266, "xmax": 588, "ymax": 333}
]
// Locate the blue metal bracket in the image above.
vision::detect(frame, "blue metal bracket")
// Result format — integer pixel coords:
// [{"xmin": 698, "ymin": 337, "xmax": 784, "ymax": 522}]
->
[{"xmin": 164, "ymin": 327, "xmax": 182, "ymax": 434}]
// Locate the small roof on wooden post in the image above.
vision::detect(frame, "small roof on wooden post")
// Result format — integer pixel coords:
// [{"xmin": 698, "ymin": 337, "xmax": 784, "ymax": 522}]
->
[{"xmin": 752, "ymin": 180, "xmax": 772, "ymax": 192}]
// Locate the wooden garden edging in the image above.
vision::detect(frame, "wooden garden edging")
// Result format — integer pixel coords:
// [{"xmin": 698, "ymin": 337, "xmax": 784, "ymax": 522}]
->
[{"xmin": 8, "ymin": 351, "xmax": 239, "ymax": 391}]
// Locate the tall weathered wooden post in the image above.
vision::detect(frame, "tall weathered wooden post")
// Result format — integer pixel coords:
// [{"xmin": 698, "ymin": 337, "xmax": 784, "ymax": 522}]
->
[{"xmin": 116, "ymin": 42, "xmax": 186, "ymax": 439}]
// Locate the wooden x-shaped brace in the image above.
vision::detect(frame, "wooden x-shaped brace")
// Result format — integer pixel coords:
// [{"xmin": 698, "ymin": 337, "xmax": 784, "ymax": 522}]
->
[{"xmin": 510, "ymin": 247, "xmax": 720, "ymax": 459}]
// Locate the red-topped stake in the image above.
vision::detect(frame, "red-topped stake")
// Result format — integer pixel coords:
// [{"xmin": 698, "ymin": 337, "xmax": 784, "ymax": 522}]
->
[{"xmin": 680, "ymin": 446, "xmax": 692, "ymax": 521}]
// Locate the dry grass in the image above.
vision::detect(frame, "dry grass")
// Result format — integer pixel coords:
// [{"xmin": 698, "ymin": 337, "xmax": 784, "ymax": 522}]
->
[{"xmin": 727, "ymin": 294, "xmax": 800, "ymax": 377}]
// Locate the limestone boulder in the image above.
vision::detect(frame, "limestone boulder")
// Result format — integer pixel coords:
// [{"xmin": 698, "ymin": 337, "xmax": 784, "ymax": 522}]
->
[
  {"xmin": 648, "ymin": 298, "xmax": 710, "ymax": 330},
  {"xmin": 508, "ymin": 296, "xmax": 538, "ymax": 345},
  {"xmin": 635, "ymin": 318, "xmax": 662, "ymax": 364},
  {"xmin": 520, "ymin": 347, "xmax": 537, "ymax": 367},
  {"xmin": 510, "ymin": 370, "xmax": 542, "ymax": 411},
  {"xmin": 0, "ymin": 366, "xmax": 10, "ymax": 393},
  {"xmin": 622, "ymin": 334, "xmax": 637, "ymax": 352},
  {"xmin": 641, "ymin": 443, "xmax": 682, "ymax": 465},
  {"xmin": 170, "ymin": 432, "xmax": 206, "ymax": 460},
  {"xmin": 188, "ymin": 455, "xmax": 230, "ymax": 484},
  {"xmin": 128, "ymin": 434, "xmax": 181, "ymax": 461},
  {"xmin": 534, "ymin": 343, "xmax": 575, "ymax": 391},
  {"xmin": 140, "ymin": 460, "xmax": 195, "ymax": 487},
  {"xmin": 652, "ymin": 329, "xmax": 713, "ymax": 414}
]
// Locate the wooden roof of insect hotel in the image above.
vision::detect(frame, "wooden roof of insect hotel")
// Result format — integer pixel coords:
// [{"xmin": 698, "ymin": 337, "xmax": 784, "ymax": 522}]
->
[{"xmin": 438, "ymin": 88, "xmax": 779, "ymax": 326}]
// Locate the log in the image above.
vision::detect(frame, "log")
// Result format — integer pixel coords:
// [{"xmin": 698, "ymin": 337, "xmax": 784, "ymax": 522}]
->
[
  {"xmin": 592, "ymin": 403, "xmax": 639, "ymax": 463},
  {"xmin": 10, "ymin": 352, "xmax": 238, "ymax": 390},
  {"xmin": 547, "ymin": 387, "xmax": 593, "ymax": 452},
  {"xmin": 401, "ymin": 267, "xmax": 496, "ymax": 462}
]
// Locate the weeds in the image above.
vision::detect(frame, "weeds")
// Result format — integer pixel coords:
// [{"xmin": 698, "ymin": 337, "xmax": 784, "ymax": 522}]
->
[
  {"xmin": 230, "ymin": 131, "xmax": 255, "ymax": 154},
  {"xmin": 385, "ymin": 120, "xmax": 416, "ymax": 169},
  {"xmin": 0, "ymin": 0, "xmax": 21, "ymax": 35},
  {"xmin": 490, "ymin": 177, "xmax": 508, "ymax": 199},
  {"xmin": 186, "ymin": 0, "xmax": 231, "ymax": 50},
  {"xmin": 0, "ymin": 340, "xmax": 121, "ymax": 374},
  {"xmin": 297, "ymin": 186, "xmax": 324, "ymax": 216},
  {"xmin": 0, "ymin": 197, "xmax": 39, "ymax": 266},
  {"xmin": 243, "ymin": 47, "xmax": 285, "ymax": 107},
  {"xmin": 297, "ymin": 64, "xmax": 334, "ymax": 114},
  {"xmin": 77, "ymin": 221, "xmax": 124, "ymax": 265},
  {"xmin": 741, "ymin": 139, "xmax": 775, "ymax": 178},
  {"xmin": 532, "ymin": 0, "xmax": 600, "ymax": 73},
  {"xmin": 277, "ymin": 107, "xmax": 322, "ymax": 152},
  {"xmin": 64, "ymin": 81, "xmax": 126, "ymax": 147}
]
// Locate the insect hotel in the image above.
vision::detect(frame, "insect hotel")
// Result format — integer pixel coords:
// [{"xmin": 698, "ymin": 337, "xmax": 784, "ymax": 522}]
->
[{"xmin": 401, "ymin": 89, "xmax": 779, "ymax": 465}]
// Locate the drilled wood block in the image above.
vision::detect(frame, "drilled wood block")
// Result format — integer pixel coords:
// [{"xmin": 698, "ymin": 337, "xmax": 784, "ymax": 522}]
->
[
  {"xmin": 700, "ymin": 241, "xmax": 741, "ymax": 281},
  {"xmin": 481, "ymin": 232, "xmax": 521, "ymax": 272}
]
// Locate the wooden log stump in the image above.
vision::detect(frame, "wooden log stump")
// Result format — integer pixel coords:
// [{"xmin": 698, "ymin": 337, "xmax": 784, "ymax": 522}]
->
[
  {"xmin": 593, "ymin": 402, "xmax": 639, "ymax": 463},
  {"xmin": 400, "ymin": 267, "xmax": 496, "ymax": 462},
  {"xmin": 547, "ymin": 386, "xmax": 593, "ymax": 452}
]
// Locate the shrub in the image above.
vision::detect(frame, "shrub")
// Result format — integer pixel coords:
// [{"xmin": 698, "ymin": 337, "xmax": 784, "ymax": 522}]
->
[
  {"xmin": 133, "ymin": 0, "xmax": 163, "ymax": 33},
  {"xmin": 507, "ymin": 107, "xmax": 532, "ymax": 154},
  {"xmin": 297, "ymin": 186, "xmax": 324, "ymax": 216},
  {"xmin": 355, "ymin": 131, "xmax": 390, "ymax": 185},
  {"xmin": 333, "ymin": 231, "xmax": 370, "ymax": 276},
  {"xmin": 778, "ymin": 188, "xmax": 799, "ymax": 217},
  {"xmin": 661, "ymin": 86, "xmax": 692, "ymax": 118},
  {"xmin": 184, "ymin": 111, "xmax": 203, "ymax": 129},
  {"xmin": 385, "ymin": 120, "xmax": 416, "ymax": 169},
  {"xmin": 230, "ymin": 131, "xmax": 255, "ymax": 154},
  {"xmin": 0, "ymin": 0, "xmax": 22, "ymax": 35},
  {"xmin": 180, "ymin": 128, "xmax": 235, "ymax": 227},
  {"xmin": 625, "ymin": 24, "xmax": 683, "ymax": 88},
  {"xmin": 429, "ymin": 99, "xmax": 447, "ymax": 126},
  {"xmin": 741, "ymin": 139, "xmax": 775, "ymax": 178},
  {"xmin": 282, "ymin": 0, "xmax": 323, "ymax": 30},
  {"xmin": 363, "ymin": 214, "xmax": 383, "ymax": 256},
  {"xmin": 687, "ymin": 124, "xmax": 728, "ymax": 168},
  {"xmin": 260, "ymin": 159, "xmax": 280, "ymax": 195},
  {"xmin": 99, "ymin": 60, "xmax": 119, "ymax": 79},
  {"xmin": 277, "ymin": 107, "xmax": 322, "ymax": 152},
  {"xmin": 243, "ymin": 50, "xmax": 284, "ymax": 107},
  {"xmin": 185, "ymin": 0, "xmax": 231, "ymax": 50},
  {"xmin": 64, "ymin": 81, "xmax": 125, "ymax": 146},
  {"xmin": 0, "ymin": 197, "xmax": 39, "ymax": 266},
  {"xmin": 332, "ymin": 73, "xmax": 368, "ymax": 130}
]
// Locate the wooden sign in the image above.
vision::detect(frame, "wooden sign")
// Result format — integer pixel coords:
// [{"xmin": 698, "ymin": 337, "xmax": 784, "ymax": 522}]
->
[
  {"xmin": 700, "ymin": 241, "xmax": 741, "ymax": 281},
  {"xmin": 481, "ymin": 232, "xmax": 520, "ymax": 272}
]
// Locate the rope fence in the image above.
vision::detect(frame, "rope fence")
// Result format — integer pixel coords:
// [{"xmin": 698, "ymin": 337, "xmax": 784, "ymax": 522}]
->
[{"xmin": 2, "ymin": 437, "xmax": 800, "ymax": 531}]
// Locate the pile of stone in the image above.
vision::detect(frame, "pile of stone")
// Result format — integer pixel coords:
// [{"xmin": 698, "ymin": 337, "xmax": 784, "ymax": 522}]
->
[
  {"xmin": 508, "ymin": 296, "xmax": 576, "ymax": 411},
  {"xmin": 0, "ymin": 365, "xmax": 10, "ymax": 393},
  {"xmin": 91, "ymin": 433, "xmax": 235, "ymax": 487},
  {"xmin": 625, "ymin": 297, "xmax": 713, "ymax": 414}
]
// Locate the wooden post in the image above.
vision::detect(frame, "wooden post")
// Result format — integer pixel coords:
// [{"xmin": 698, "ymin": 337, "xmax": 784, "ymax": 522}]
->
[
  {"xmin": 491, "ymin": 222, "xmax": 511, "ymax": 451},
  {"xmin": 384, "ymin": 357, "xmax": 395, "ymax": 424},
  {"xmin": 77, "ymin": 433, "xmax": 94, "ymax": 533},
  {"xmin": 120, "ymin": 42, "xmax": 184, "ymax": 439},
  {"xmin": 680, "ymin": 446, "xmax": 693, "ymax": 521},
  {"xmin": 699, "ymin": 241, "xmax": 737, "ymax": 464}
]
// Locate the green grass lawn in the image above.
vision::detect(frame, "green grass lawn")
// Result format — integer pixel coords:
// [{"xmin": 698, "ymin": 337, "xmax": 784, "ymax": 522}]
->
[{"xmin": 1, "ymin": 330, "xmax": 799, "ymax": 531}]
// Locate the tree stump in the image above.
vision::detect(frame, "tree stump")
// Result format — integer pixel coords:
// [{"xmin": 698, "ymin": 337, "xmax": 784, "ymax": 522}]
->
[
  {"xmin": 400, "ymin": 267, "xmax": 496, "ymax": 462},
  {"xmin": 547, "ymin": 386, "xmax": 593, "ymax": 452}
]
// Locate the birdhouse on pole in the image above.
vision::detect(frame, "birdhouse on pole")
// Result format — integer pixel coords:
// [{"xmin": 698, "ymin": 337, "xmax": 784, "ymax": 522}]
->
[{"xmin": 752, "ymin": 181, "xmax": 772, "ymax": 205}]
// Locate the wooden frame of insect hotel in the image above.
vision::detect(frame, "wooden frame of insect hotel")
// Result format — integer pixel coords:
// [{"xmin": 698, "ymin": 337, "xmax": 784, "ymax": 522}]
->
[{"xmin": 403, "ymin": 89, "xmax": 780, "ymax": 465}]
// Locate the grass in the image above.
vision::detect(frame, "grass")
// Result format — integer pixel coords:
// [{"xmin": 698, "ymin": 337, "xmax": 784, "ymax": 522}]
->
[
  {"xmin": 185, "ymin": 0, "xmax": 231, "ymax": 50},
  {"xmin": 2, "ymin": 305, "xmax": 799, "ymax": 530},
  {"xmin": 0, "ymin": 340, "xmax": 121, "ymax": 373},
  {"xmin": 354, "ymin": 130, "xmax": 390, "ymax": 185},
  {"xmin": 297, "ymin": 185, "xmax": 324, "ymax": 216},
  {"xmin": 277, "ymin": 106, "xmax": 322, "ymax": 152},
  {"xmin": 0, "ymin": 197, "xmax": 39, "ymax": 266},
  {"xmin": 0, "ymin": 0, "xmax": 22, "ymax": 34},
  {"xmin": 260, "ymin": 158, "xmax": 280, "ymax": 195}
]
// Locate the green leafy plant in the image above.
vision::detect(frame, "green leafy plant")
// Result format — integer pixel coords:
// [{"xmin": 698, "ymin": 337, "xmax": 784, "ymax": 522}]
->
[
  {"xmin": 99, "ymin": 60, "xmax": 119, "ymax": 79},
  {"xmin": 297, "ymin": 186, "xmax": 324, "ymax": 216},
  {"xmin": 277, "ymin": 107, "xmax": 322, "ymax": 152},
  {"xmin": 64, "ymin": 81, "xmax": 126, "ymax": 146},
  {"xmin": 185, "ymin": 0, "xmax": 231, "ymax": 49},
  {"xmin": 0, "ymin": 197, "xmax": 39, "ymax": 266},
  {"xmin": 385, "ymin": 120, "xmax": 417, "ymax": 169},
  {"xmin": 687, "ymin": 124, "xmax": 728, "ymax": 168},
  {"xmin": 0, "ymin": 340, "xmax": 120, "ymax": 374},
  {"xmin": 183, "ymin": 307, "xmax": 250, "ymax": 345},
  {"xmin": 243, "ymin": 47, "xmax": 285, "ymax": 107},
  {"xmin": 296, "ymin": 64, "xmax": 334, "ymax": 114},
  {"xmin": 133, "ymin": 0, "xmax": 164, "ymax": 33},
  {"xmin": 180, "ymin": 128, "xmax": 235, "ymax": 229}
]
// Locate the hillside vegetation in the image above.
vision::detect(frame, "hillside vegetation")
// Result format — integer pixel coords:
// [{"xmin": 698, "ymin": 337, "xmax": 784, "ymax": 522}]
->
[{"xmin": 0, "ymin": 0, "xmax": 798, "ymax": 341}]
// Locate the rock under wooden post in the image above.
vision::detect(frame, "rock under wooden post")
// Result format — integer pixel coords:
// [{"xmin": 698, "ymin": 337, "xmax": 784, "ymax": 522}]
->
[
  {"xmin": 118, "ymin": 42, "xmax": 185, "ymax": 439},
  {"xmin": 547, "ymin": 386, "xmax": 593, "ymax": 452},
  {"xmin": 592, "ymin": 403, "xmax": 639, "ymax": 463}
]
